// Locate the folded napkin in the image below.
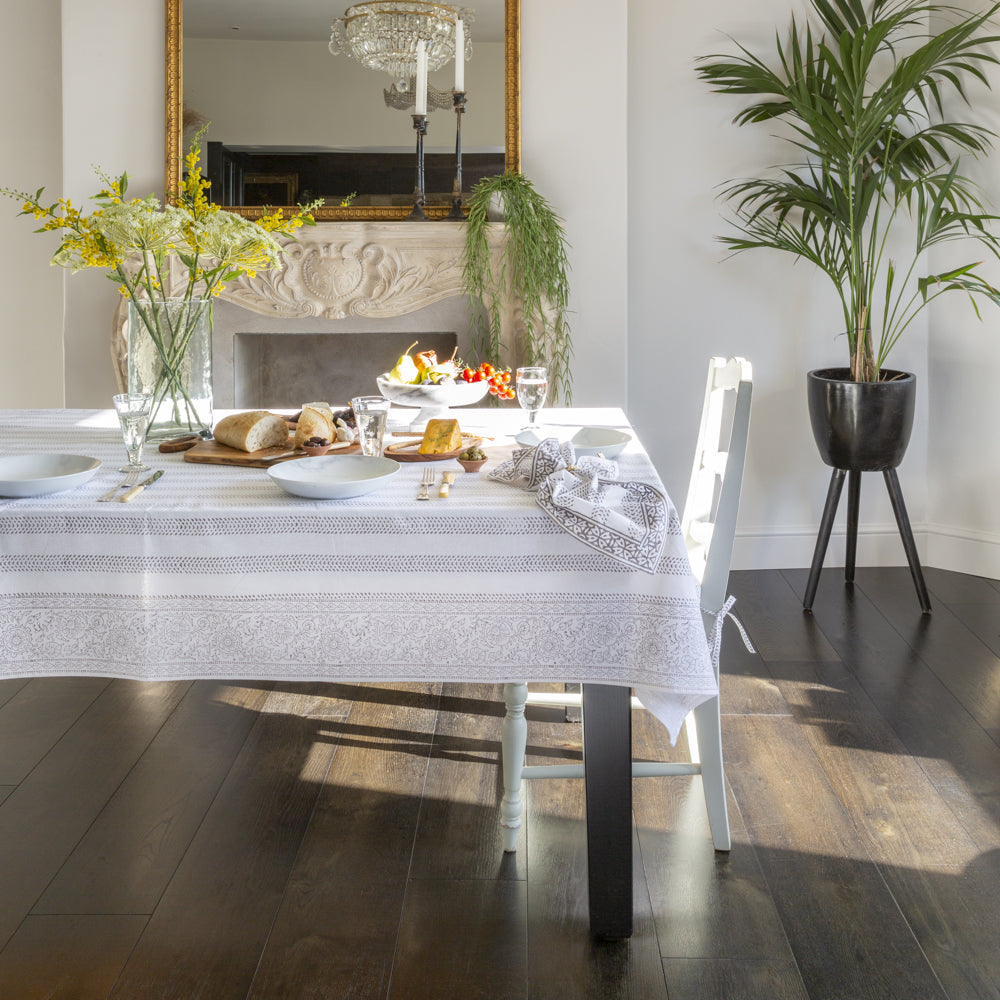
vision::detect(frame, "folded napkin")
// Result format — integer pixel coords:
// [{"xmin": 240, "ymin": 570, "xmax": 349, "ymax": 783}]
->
[{"xmin": 489, "ymin": 437, "xmax": 669, "ymax": 574}]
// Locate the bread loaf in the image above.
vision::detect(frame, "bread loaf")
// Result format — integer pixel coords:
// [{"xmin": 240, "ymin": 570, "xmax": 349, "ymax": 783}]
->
[
  {"xmin": 213, "ymin": 411, "xmax": 290, "ymax": 452},
  {"xmin": 294, "ymin": 403, "xmax": 335, "ymax": 448}
]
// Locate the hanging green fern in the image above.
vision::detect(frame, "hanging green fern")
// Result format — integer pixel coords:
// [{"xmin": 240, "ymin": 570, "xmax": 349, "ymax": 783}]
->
[{"xmin": 463, "ymin": 173, "xmax": 573, "ymax": 403}]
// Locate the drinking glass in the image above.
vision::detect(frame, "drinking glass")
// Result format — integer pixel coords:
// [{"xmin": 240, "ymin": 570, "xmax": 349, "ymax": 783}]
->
[
  {"xmin": 351, "ymin": 396, "xmax": 392, "ymax": 456},
  {"xmin": 516, "ymin": 367, "xmax": 548, "ymax": 427},
  {"xmin": 112, "ymin": 392, "xmax": 153, "ymax": 473}
]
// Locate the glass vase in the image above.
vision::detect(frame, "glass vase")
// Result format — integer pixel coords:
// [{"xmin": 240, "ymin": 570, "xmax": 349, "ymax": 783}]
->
[{"xmin": 127, "ymin": 297, "xmax": 213, "ymax": 439}]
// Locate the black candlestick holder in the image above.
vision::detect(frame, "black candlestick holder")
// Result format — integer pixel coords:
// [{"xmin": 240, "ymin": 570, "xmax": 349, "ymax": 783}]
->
[
  {"xmin": 409, "ymin": 113, "xmax": 428, "ymax": 221},
  {"xmin": 445, "ymin": 91, "xmax": 467, "ymax": 220}
]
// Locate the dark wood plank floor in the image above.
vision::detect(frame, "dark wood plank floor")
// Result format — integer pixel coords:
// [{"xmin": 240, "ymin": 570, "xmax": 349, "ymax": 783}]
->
[{"xmin": 1, "ymin": 567, "xmax": 998, "ymax": 999}]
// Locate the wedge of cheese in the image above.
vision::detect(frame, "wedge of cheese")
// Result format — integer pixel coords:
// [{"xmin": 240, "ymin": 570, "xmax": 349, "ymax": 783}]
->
[{"xmin": 418, "ymin": 418, "xmax": 462, "ymax": 454}]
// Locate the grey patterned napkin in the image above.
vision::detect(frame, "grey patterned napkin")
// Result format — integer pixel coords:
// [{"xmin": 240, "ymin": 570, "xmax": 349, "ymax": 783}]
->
[{"xmin": 489, "ymin": 438, "xmax": 669, "ymax": 573}]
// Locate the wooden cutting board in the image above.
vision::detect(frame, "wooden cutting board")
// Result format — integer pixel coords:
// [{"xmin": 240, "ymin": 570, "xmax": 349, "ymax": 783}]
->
[
  {"xmin": 183, "ymin": 437, "xmax": 359, "ymax": 468},
  {"xmin": 383, "ymin": 433, "xmax": 484, "ymax": 463}
]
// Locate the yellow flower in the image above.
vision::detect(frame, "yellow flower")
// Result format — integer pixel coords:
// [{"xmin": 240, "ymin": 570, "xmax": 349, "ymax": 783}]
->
[{"xmin": 5, "ymin": 125, "xmax": 320, "ymax": 299}]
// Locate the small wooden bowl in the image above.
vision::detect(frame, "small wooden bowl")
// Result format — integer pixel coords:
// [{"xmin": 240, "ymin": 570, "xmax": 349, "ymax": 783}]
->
[
  {"xmin": 302, "ymin": 442, "xmax": 332, "ymax": 456},
  {"xmin": 458, "ymin": 457, "xmax": 487, "ymax": 472}
]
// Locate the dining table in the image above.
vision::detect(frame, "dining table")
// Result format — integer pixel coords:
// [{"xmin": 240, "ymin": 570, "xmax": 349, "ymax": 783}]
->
[{"xmin": 0, "ymin": 405, "xmax": 717, "ymax": 939}]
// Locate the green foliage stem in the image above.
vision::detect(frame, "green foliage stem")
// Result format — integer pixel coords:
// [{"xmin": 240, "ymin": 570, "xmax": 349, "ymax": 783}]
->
[{"xmin": 463, "ymin": 173, "xmax": 574, "ymax": 403}]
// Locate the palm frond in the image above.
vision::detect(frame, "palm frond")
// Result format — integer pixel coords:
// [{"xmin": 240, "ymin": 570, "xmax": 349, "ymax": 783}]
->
[{"xmin": 698, "ymin": 0, "xmax": 1000, "ymax": 379}]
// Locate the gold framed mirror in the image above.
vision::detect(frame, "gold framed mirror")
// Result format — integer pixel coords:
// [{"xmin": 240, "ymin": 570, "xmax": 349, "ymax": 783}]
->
[{"xmin": 164, "ymin": 0, "xmax": 520, "ymax": 220}]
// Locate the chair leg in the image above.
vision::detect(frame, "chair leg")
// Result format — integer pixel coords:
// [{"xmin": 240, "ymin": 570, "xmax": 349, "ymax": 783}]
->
[
  {"xmin": 564, "ymin": 681, "xmax": 582, "ymax": 723},
  {"xmin": 690, "ymin": 696, "xmax": 731, "ymax": 851},
  {"xmin": 845, "ymin": 470, "xmax": 861, "ymax": 583},
  {"xmin": 500, "ymin": 682, "xmax": 528, "ymax": 852},
  {"xmin": 882, "ymin": 470, "xmax": 932, "ymax": 614},
  {"xmin": 803, "ymin": 468, "xmax": 847, "ymax": 611}
]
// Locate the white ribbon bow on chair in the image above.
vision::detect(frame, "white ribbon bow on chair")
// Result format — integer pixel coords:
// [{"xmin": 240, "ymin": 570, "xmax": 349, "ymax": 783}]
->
[
  {"xmin": 704, "ymin": 595, "xmax": 756, "ymax": 670},
  {"xmin": 489, "ymin": 438, "xmax": 670, "ymax": 574}
]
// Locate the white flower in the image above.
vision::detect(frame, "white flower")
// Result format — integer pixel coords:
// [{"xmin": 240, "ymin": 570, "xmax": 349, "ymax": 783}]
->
[
  {"xmin": 98, "ymin": 199, "xmax": 187, "ymax": 254},
  {"xmin": 187, "ymin": 212, "xmax": 284, "ymax": 272}
]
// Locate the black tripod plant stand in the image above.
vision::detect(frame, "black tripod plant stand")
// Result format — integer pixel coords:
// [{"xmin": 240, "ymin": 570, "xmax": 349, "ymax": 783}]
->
[{"xmin": 802, "ymin": 466, "xmax": 931, "ymax": 614}]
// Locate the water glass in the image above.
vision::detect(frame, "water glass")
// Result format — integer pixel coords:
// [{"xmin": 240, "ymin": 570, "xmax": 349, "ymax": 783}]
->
[
  {"xmin": 351, "ymin": 396, "xmax": 391, "ymax": 456},
  {"xmin": 516, "ymin": 367, "xmax": 548, "ymax": 426},
  {"xmin": 112, "ymin": 392, "xmax": 153, "ymax": 473}
]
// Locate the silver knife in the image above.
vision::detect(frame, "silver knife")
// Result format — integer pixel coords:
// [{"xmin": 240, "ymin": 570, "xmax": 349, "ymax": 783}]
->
[{"xmin": 118, "ymin": 469, "xmax": 164, "ymax": 502}]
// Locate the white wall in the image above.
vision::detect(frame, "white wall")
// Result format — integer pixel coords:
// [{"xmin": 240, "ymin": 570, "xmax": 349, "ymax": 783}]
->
[
  {"xmin": 0, "ymin": 0, "xmax": 64, "ymax": 407},
  {"xmin": 59, "ymin": 0, "xmax": 165, "ymax": 407},
  {"xmin": 925, "ymin": 57, "xmax": 1000, "ymax": 577},
  {"xmin": 521, "ymin": 0, "xmax": 629, "ymax": 406},
  {"xmin": 0, "ymin": 0, "xmax": 996, "ymax": 577},
  {"xmin": 185, "ymin": 38, "xmax": 505, "ymax": 151}
]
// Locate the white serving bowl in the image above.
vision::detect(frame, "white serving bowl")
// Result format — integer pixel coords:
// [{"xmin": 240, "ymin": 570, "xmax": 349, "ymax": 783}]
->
[
  {"xmin": 376, "ymin": 375, "xmax": 490, "ymax": 428},
  {"xmin": 570, "ymin": 427, "xmax": 632, "ymax": 458},
  {"xmin": 268, "ymin": 454, "xmax": 400, "ymax": 500},
  {"xmin": 0, "ymin": 453, "xmax": 102, "ymax": 497}
]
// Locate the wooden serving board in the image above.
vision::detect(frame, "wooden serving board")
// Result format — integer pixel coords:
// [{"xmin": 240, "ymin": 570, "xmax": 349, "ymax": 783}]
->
[
  {"xmin": 384, "ymin": 443, "xmax": 462, "ymax": 463},
  {"xmin": 184, "ymin": 437, "xmax": 359, "ymax": 468},
  {"xmin": 384, "ymin": 434, "xmax": 483, "ymax": 463}
]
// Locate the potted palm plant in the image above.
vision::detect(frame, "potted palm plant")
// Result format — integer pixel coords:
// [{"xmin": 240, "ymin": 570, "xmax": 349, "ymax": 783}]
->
[{"xmin": 698, "ymin": 0, "xmax": 1000, "ymax": 611}]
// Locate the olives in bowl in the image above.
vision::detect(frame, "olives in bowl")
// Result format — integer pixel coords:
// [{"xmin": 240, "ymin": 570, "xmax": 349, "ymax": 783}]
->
[
  {"xmin": 457, "ymin": 446, "xmax": 487, "ymax": 472},
  {"xmin": 302, "ymin": 436, "xmax": 332, "ymax": 456}
]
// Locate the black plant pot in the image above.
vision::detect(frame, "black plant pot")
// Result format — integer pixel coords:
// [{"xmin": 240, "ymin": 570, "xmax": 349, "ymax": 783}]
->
[
  {"xmin": 807, "ymin": 367, "xmax": 916, "ymax": 471},
  {"xmin": 803, "ymin": 367, "xmax": 930, "ymax": 614}
]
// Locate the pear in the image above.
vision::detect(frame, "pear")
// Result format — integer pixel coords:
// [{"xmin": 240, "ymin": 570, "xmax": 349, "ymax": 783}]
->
[
  {"xmin": 388, "ymin": 341, "xmax": 420, "ymax": 384},
  {"xmin": 414, "ymin": 350, "xmax": 438, "ymax": 378}
]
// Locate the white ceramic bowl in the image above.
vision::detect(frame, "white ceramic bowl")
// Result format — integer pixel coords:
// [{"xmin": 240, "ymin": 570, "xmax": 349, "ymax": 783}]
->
[
  {"xmin": 268, "ymin": 454, "xmax": 400, "ymax": 500},
  {"xmin": 376, "ymin": 375, "xmax": 489, "ymax": 426},
  {"xmin": 570, "ymin": 427, "xmax": 632, "ymax": 458},
  {"xmin": 0, "ymin": 453, "xmax": 102, "ymax": 497}
]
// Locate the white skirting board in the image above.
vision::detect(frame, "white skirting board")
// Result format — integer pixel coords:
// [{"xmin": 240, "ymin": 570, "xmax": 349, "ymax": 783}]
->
[{"xmin": 732, "ymin": 523, "xmax": 1000, "ymax": 580}]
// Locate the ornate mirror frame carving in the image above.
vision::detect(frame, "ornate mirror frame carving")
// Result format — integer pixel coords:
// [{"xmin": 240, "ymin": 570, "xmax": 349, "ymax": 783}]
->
[{"xmin": 164, "ymin": 0, "xmax": 520, "ymax": 221}]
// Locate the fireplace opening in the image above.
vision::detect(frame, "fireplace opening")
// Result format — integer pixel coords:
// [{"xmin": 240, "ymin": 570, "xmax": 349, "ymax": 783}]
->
[{"xmin": 233, "ymin": 331, "xmax": 459, "ymax": 408}]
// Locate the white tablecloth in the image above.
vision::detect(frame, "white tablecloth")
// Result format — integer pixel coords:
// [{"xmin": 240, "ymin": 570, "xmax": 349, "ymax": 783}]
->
[{"xmin": 0, "ymin": 407, "xmax": 716, "ymax": 740}]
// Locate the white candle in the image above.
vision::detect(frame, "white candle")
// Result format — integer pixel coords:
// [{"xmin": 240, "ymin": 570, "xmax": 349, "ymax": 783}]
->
[
  {"xmin": 454, "ymin": 19, "xmax": 464, "ymax": 92},
  {"xmin": 415, "ymin": 41, "xmax": 428, "ymax": 115}
]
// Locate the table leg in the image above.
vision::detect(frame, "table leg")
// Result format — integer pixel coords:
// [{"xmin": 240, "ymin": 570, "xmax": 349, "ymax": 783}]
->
[{"xmin": 582, "ymin": 683, "xmax": 633, "ymax": 939}]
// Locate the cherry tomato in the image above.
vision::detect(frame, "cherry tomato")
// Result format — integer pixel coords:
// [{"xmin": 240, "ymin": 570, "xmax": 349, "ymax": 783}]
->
[{"xmin": 481, "ymin": 362, "xmax": 494, "ymax": 375}]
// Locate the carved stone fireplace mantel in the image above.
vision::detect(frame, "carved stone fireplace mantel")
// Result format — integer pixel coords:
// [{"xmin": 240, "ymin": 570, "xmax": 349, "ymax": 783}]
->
[{"xmin": 112, "ymin": 220, "xmax": 521, "ymax": 393}]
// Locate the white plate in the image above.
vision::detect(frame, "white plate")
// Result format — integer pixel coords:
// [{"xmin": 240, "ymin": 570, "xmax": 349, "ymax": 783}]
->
[
  {"xmin": 0, "ymin": 453, "xmax": 102, "ymax": 497},
  {"xmin": 268, "ymin": 454, "xmax": 400, "ymax": 499},
  {"xmin": 513, "ymin": 427, "xmax": 633, "ymax": 458},
  {"xmin": 570, "ymin": 427, "xmax": 632, "ymax": 458}
]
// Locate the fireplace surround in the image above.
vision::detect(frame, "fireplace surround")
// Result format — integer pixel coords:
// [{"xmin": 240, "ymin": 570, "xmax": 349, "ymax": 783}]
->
[{"xmin": 112, "ymin": 221, "xmax": 519, "ymax": 406}]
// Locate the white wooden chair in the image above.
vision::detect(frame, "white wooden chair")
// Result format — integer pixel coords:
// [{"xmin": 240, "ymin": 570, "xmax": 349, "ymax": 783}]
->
[{"xmin": 500, "ymin": 356, "xmax": 753, "ymax": 853}]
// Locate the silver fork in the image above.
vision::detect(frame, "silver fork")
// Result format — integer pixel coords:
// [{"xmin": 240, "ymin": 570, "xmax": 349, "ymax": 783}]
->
[
  {"xmin": 416, "ymin": 467, "xmax": 435, "ymax": 500},
  {"xmin": 97, "ymin": 469, "xmax": 141, "ymax": 502}
]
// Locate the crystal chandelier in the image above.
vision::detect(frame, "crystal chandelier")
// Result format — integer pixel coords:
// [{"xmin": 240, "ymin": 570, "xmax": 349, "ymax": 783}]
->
[
  {"xmin": 383, "ymin": 78, "xmax": 454, "ymax": 110},
  {"xmin": 329, "ymin": 1, "xmax": 474, "ymax": 91}
]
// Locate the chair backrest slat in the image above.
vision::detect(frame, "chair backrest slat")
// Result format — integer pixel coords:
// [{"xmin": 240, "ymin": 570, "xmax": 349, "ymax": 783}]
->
[{"xmin": 680, "ymin": 357, "xmax": 753, "ymax": 615}]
